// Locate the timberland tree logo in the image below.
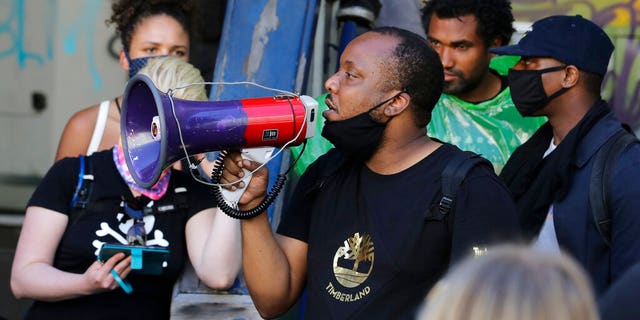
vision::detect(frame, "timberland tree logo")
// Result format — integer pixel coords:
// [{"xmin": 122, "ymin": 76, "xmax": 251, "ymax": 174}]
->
[{"xmin": 325, "ymin": 232, "xmax": 374, "ymax": 302}]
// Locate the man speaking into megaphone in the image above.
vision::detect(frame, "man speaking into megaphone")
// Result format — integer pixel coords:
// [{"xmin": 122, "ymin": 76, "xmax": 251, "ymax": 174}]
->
[{"xmin": 219, "ymin": 27, "xmax": 521, "ymax": 319}]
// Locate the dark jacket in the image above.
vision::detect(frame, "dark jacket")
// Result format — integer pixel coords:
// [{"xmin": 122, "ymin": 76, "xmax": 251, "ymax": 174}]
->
[{"xmin": 553, "ymin": 113, "xmax": 640, "ymax": 294}]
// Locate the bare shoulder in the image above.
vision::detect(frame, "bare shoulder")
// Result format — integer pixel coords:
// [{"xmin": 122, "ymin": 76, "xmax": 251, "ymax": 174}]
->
[
  {"xmin": 54, "ymin": 102, "xmax": 102, "ymax": 161},
  {"xmin": 67, "ymin": 103, "xmax": 101, "ymax": 131}
]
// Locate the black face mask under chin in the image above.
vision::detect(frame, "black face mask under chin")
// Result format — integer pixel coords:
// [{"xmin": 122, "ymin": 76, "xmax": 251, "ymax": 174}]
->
[
  {"xmin": 508, "ymin": 65, "xmax": 568, "ymax": 117},
  {"xmin": 321, "ymin": 92, "xmax": 403, "ymax": 162}
]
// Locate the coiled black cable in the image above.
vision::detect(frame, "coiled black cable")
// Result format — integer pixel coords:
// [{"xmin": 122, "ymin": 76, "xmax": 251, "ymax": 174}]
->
[{"xmin": 210, "ymin": 150, "xmax": 287, "ymax": 219}]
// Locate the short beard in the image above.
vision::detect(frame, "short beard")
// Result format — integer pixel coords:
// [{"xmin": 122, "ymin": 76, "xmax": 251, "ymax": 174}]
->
[{"xmin": 443, "ymin": 72, "xmax": 483, "ymax": 96}]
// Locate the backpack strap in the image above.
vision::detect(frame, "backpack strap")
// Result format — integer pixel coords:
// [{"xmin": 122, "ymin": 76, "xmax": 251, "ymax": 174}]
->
[
  {"xmin": 69, "ymin": 155, "xmax": 86, "ymax": 209},
  {"xmin": 439, "ymin": 151, "xmax": 492, "ymax": 215},
  {"xmin": 589, "ymin": 128, "xmax": 638, "ymax": 247},
  {"xmin": 69, "ymin": 155, "xmax": 95, "ymax": 225},
  {"xmin": 68, "ymin": 155, "xmax": 191, "ymax": 227},
  {"xmin": 70, "ymin": 155, "xmax": 94, "ymax": 209},
  {"xmin": 306, "ymin": 149, "xmax": 490, "ymax": 221}
]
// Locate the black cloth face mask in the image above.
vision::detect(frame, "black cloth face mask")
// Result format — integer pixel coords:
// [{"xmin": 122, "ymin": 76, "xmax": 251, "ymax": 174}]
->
[
  {"xmin": 322, "ymin": 92, "xmax": 403, "ymax": 162},
  {"xmin": 508, "ymin": 65, "xmax": 568, "ymax": 116}
]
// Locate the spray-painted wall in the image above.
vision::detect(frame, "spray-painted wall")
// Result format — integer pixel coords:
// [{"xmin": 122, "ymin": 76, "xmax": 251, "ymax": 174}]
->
[
  {"xmin": 0, "ymin": 0, "xmax": 123, "ymax": 210},
  {"xmin": 512, "ymin": 0, "xmax": 640, "ymax": 129}
]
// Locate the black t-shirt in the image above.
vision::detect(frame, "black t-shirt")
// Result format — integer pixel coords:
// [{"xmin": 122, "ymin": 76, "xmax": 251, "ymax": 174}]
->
[
  {"xmin": 278, "ymin": 144, "xmax": 520, "ymax": 319},
  {"xmin": 25, "ymin": 149, "xmax": 216, "ymax": 320}
]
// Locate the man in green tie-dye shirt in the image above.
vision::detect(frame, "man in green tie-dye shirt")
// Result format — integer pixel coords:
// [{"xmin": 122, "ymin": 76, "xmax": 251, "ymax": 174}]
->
[{"xmin": 422, "ymin": 0, "xmax": 545, "ymax": 173}]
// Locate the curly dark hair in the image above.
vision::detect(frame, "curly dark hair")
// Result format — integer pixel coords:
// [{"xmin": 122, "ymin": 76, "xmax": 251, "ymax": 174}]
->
[
  {"xmin": 106, "ymin": 0, "xmax": 194, "ymax": 52},
  {"xmin": 371, "ymin": 27, "xmax": 444, "ymax": 127},
  {"xmin": 421, "ymin": 0, "xmax": 515, "ymax": 47}
]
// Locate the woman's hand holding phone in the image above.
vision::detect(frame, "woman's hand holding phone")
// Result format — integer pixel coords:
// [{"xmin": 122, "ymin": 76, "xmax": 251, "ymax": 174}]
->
[{"xmin": 83, "ymin": 252, "xmax": 132, "ymax": 294}]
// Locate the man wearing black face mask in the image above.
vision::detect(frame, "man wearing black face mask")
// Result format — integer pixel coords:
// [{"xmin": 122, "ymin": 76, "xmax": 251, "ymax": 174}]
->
[
  {"xmin": 492, "ymin": 15, "xmax": 640, "ymax": 295},
  {"xmin": 220, "ymin": 27, "xmax": 520, "ymax": 319},
  {"xmin": 320, "ymin": 91, "xmax": 404, "ymax": 162}
]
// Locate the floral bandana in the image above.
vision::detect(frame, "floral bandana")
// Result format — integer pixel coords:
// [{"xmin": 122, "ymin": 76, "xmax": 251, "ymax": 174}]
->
[{"xmin": 113, "ymin": 141, "xmax": 171, "ymax": 200}]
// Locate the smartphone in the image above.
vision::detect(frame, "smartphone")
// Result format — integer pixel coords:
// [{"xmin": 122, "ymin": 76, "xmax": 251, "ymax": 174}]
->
[{"xmin": 98, "ymin": 243, "xmax": 170, "ymax": 275}]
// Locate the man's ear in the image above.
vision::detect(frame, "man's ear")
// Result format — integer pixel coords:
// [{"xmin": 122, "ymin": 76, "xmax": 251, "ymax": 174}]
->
[
  {"xmin": 563, "ymin": 65, "xmax": 580, "ymax": 88},
  {"xmin": 119, "ymin": 49, "xmax": 129, "ymax": 71},
  {"xmin": 384, "ymin": 92, "xmax": 411, "ymax": 116}
]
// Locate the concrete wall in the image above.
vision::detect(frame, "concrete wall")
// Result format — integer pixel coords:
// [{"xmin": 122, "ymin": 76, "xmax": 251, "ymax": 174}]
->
[{"xmin": 0, "ymin": 0, "xmax": 123, "ymax": 210}]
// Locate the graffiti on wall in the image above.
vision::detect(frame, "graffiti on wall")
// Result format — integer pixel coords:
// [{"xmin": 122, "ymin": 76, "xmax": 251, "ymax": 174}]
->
[
  {"xmin": 0, "ymin": 0, "xmax": 108, "ymax": 89},
  {"xmin": 512, "ymin": 0, "xmax": 640, "ymax": 129},
  {"xmin": 62, "ymin": 0, "xmax": 105, "ymax": 89},
  {"xmin": 0, "ymin": 0, "xmax": 53, "ymax": 68}
]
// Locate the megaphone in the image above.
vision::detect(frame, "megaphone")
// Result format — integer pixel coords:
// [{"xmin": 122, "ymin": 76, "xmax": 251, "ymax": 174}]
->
[{"xmin": 120, "ymin": 73, "xmax": 318, "ymax": 189}]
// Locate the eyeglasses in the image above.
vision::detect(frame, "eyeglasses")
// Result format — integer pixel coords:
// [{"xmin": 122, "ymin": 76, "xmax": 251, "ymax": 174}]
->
[{"xmin": 123, "ymin": 196, "xmax": 151, "ymax": 246}]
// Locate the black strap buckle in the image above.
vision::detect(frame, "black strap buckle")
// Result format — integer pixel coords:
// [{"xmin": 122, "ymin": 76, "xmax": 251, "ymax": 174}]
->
[{"xmin": 439, "ymin": 196, "xmax": 453, "ymax": 215}]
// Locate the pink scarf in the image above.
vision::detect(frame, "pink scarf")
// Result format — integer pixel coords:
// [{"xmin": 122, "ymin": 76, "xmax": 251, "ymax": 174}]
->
[{"xmin": 113, "ymin": 142, "xmax": 171, "ymax": 200}]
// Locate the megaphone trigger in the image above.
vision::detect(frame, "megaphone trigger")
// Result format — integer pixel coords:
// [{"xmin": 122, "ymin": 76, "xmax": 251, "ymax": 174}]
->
[{"xmin": 219, "ymin": 147, "xmax": 275, "ymax": 207}]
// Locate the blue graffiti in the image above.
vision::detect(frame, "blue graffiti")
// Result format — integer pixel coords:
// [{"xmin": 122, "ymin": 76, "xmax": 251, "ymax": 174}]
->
[
  {"xmin": 0, "ymin": 0, "xmax": 104, "ymax": 89},
  {"xmin": 0, "ymin": 0, "xmax": 49, "ymax": 68},
  {"xmin": 62, "ymin": 0, "xmax": 103, "ymax": 89}
]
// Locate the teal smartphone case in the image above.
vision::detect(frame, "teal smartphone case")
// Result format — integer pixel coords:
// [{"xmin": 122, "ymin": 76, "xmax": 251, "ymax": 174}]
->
[{"xmin": 98, "ymin": 244, "xmax": 169, "ymax": 275}]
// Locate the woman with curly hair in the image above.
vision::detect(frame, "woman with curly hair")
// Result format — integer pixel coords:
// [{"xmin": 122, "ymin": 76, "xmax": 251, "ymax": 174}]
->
[{"xmin": 55, "ymin": 0, "xmax": 195, "ymax": 161}]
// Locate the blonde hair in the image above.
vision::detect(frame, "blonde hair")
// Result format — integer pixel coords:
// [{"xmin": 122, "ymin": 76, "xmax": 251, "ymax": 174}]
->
[
  {"xmin": 138, "ymin": 56, "xmax": 207, "ymax": 101},
  {"xmin": 419, "ymin": 245, "xmax": 599, "ymax": 320}
]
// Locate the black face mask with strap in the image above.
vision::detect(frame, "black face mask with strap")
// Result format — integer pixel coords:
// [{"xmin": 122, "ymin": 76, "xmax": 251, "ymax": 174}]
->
[
  {"xmin": 322, "ymin": 92, "xmax": 403, "ymax": 162},
  {"xmin": 508, "ymin": 65, "xmax": 568, "ymax": 116}
]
